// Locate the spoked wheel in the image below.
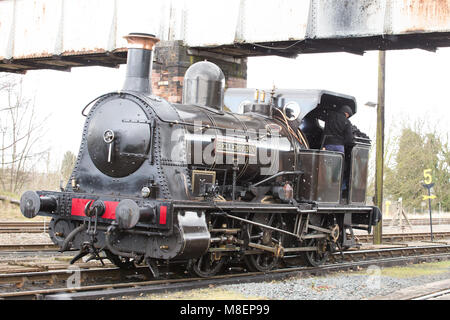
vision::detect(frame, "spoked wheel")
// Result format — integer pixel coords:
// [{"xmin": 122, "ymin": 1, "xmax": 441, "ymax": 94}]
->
[
  {"xmin": 244, "ymin": 213, "xmax": 283, "ymax": 272},
  {"xmin": 188, "ymin": 253, "xmax": 226, "ymax": 277},
  {"xmin": 244, "ymin": 252, "xmax": 279, "ymax": 272},
  {"xmin": 302, "ymin": 237, "xmax": 329, "ymax": 267},
  {"xmin": 49, "ymin": 218, "xmax": 75, "ymax": 247},
  {"xmin": 104, "ymin": 250, "xmax": 136, "ymax": 269}
]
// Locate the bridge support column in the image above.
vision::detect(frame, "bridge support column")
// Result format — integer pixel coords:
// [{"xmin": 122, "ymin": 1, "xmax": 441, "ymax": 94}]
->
[{"xmin": 152, "ymin": 41, "xmax": 247, "ymax": 104}]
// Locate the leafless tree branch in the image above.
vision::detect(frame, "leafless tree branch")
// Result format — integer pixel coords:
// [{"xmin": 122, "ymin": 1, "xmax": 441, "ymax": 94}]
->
[{"xmin": 0, "ymin": 75, "xmax": 49, "ymax": 193}]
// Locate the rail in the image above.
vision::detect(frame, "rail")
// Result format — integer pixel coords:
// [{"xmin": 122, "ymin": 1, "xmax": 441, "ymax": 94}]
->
[{"xmin": 0, "ymin": 244, "xmax": 448, "ymax": 300}]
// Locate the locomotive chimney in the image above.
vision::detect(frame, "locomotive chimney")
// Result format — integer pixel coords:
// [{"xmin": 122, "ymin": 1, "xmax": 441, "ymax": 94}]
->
[{"xmin": 122, "ymin": 33, "xmax": 160, "ymax": 94}]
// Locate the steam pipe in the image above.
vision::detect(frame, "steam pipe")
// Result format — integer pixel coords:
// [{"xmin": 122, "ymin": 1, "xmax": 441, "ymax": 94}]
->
[
  {"xmin": 60, "ymin": 224, "xmax": 86, "ymax": 252},
  {"xmin": 251, "ymin": 170, "xmax": 303, "ymax": 188}
]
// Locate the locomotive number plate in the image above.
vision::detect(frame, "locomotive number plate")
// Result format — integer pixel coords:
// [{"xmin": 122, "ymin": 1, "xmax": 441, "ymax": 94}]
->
[{"xmin": 215, "ymin": 137, "xmax": 257, "ymax": 157}]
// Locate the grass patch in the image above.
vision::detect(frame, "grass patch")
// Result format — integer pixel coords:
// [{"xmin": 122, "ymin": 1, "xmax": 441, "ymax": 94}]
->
[
  {"xmin": 0, "ymin": 201, "xmax": 26, "ymax": 221},
  {"xmin": 349, "ymin": 260, "xmax": 450, "ymax": 278},
  {"xmin": 378, "ymin": 260, "xmax": 450, "ymax": 278},
  {"xmin": 0, "ymin": 197, "xmax": 50, "ymax": 221},
  {"xmin": 0, "ymin": 191, "xmax": 20, "ymax": 199}
]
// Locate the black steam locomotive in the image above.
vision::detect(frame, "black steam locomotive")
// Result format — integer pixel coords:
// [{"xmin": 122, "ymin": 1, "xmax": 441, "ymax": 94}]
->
[{"xmin": 20, "ymin": 33, "xmax": 381, "ymax": 277}]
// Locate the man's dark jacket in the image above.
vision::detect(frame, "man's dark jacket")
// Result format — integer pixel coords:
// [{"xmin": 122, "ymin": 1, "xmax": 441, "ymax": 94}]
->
[{"xmin": 323, "ymin": 111, "xmax": 354, "ymax": 146}]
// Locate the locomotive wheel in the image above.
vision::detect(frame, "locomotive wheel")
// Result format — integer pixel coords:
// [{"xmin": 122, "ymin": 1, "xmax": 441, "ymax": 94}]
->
[
  {"xmin": 244, "ymin": 252, "xmax": 279, "ymax": 272},
  {"xmin": 104, "ymin": 250, "xmax": 136, "ymax": 270},
  {"xmin": 188, "ymin": 252, "xmax": 226, "ymax": 278},
  {"xmin": 48, "ymin": 218, "xmax": 75, "ymax": 247},
  {"xmin": 301, "ymin": 237, "xmax": 329, "ymax": 267},
  {"xmin": 244, "ymin": 213, "xmax": 282, "ymax": 272}
]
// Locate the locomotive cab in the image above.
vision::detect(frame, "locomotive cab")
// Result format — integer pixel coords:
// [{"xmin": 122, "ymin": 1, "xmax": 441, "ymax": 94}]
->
[
  {"xmin": 300, "ymin": 94, "xmax": 370, "ymax": 205},
  {"xmin": 225, "ymin": 88, "xmax": 371, "ymax": 205}
]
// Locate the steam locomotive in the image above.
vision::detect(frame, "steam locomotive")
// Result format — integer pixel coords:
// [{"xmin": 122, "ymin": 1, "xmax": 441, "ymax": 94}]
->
[{"xmin": 20, "ymin": 33, "xmax": 381, "ymax": 277}]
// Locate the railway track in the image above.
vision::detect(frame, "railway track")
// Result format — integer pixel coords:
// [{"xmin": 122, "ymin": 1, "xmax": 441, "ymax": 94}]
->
[
  {"xmin": 0, "ymin": 219, "xmax": 449, "ymax": 245},
  {"xmin": 0, "ymin": 244, "xmax": 448, "ymax": 300},
  {"xmin": 357, "ymin": 231, "xmax": 450, "ymax": 243},
  {"xmin": 2, "ymin": 230, "xmax": 448, "ymax": 248},
  {"xmin": 0, "ymin": 243, "xmax": 58, "ymax": 253},
  {"xmin": 0, "ymin": 233, "xmax": 446, "ymax": 257},
  {"xmin": 0, "ymin": 230, "xmax": 447, "ymax": 257},
  {"xmin": 383, "ymin": 218, "xmax": 450, "ymax": 226},
  {"xmin": 371, "ymin": 278, "xmax": 450, "ymax": 300},
  {"xmin": 412, "ymin": 288, "xmax": 450, "ymax": 300},
  {"xmin": 0, "ymin": 221, "xmax": 49, "ymax": 233},
  {"xmin": 0, "ymin": 265, "xmax": 146, "ymax": 286}
]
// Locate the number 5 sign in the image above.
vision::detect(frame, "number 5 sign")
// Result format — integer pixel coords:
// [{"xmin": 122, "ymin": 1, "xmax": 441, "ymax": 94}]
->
[
  {"xmin": 423, "ymin": 169, "xmax": 433, "ymax": 185},
  {"xmin": 422, "ymin": 169, "xmax": 435, "ymax": 198}
]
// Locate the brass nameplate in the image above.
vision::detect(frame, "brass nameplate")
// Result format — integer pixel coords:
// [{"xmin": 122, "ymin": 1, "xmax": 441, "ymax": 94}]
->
[{"xmin": 215, "ymin": 137, "xmax": 257, "ymax": 157}]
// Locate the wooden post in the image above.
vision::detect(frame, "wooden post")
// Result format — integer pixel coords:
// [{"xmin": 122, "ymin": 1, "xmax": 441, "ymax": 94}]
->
[{"xmin": 373, "ymin": 51, "xmax": 385, "ymax": 245}]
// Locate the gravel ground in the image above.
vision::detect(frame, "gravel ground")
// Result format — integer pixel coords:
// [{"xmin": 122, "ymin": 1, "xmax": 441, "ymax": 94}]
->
[
  {"xmin": 127, "ymin": 260, "xmax": 450, "ymax": 300},
  {"xmin": 0, "ymin": 232, "xmax": 53, "ymax": 245},
  {"xmin": 218, "ymin": 261, "xmax": 450, "ymax": 300}
]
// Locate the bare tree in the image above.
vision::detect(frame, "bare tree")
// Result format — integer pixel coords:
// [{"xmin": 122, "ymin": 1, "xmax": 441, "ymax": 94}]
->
[
  {"xmin": 60, "ymin": 150, "xmax": 77, "ymax": 183},
  {"xmin": 0, "ymin": 74, "xmax": 49, "ymax": 193}
]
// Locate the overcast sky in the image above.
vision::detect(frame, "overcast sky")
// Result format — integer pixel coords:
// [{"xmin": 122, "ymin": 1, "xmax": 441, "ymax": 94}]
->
[{"xmin": 18, "ymin": 47, "xmax": 450, "ymax": 167}]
